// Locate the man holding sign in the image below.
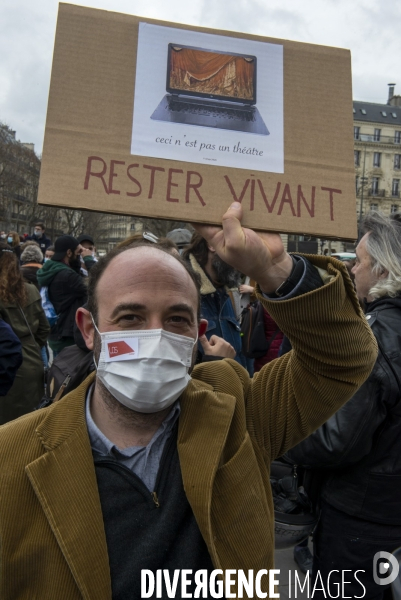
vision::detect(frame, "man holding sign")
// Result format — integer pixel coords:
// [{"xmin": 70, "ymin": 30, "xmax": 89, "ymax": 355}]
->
[{"xmin": 0, "ymin": 203, "xmax": 376, "ymax": 599}]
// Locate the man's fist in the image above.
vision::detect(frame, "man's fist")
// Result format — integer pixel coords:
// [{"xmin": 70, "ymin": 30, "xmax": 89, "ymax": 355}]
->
[{"xmin": 193, "ymin": 202, "xmax": 293, "ymax": 294}]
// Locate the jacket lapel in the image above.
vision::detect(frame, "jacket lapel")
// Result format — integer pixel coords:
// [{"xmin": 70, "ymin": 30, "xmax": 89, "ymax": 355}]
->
[
  {"xmin": 178, "ymin": 378, "xmax": 236, "ymax": 567},
  {"xmin": 25, "ymin": 374, "xmax": 112, "ymax": 600}
]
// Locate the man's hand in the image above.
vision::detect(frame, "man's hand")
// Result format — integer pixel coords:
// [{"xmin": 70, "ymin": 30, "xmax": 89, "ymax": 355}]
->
[
  {"xmin": 81, "ymin": 248, "xmax": 94, "ymax": 258},
  {"xmin": 199, "ymin": 335, "xmax": 236, "ymax": 359},
  {"xmin": 193, "ymin": 202, "xmax": 293, "ymax": 294},
  {"xmin": 239, "ymin": 284, "xmax": 255, "ymax": 294}
]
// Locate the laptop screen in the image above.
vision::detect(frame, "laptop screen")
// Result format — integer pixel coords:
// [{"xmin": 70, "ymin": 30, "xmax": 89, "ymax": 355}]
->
[{"xmin": 166, "ymin": 44, "xmax": 257, "ymax": 104}]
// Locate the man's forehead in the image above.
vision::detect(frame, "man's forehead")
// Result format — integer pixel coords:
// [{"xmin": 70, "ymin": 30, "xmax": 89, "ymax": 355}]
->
[{"xmin": 101, "ymin": 246, "xmax": 196, "ymax": 289}]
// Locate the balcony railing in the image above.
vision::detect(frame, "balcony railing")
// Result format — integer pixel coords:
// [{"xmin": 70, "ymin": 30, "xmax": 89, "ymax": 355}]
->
[
  {"xmin": 368, "ymin": 189, "xmax": 386, "ymax": 197},
  {"xmin": 355, "ymin": 134, "xmax": 401, "ymax": 145}
]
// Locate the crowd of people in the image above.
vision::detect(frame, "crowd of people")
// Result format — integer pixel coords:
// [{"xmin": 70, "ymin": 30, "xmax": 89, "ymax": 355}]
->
[{"xmin": 0, "ymin": 206, "xmax": 400, "ymax": 599}]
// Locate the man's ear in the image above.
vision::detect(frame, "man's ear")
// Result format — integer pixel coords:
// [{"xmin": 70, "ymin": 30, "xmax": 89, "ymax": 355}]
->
[
  {"xmin": 76, "ymin": 307, "xmax": 95, "ymax": 350},
  {"xmin": 198, "ymin": 319, "xmax": 208, "ymax": 337},
  {"xmin": 378, "ymin": 268, "xmax": 389, "ymax": 280},
  {"xmin": 207, "ymin": 245, "xmax": 216, "ymax": 253}
]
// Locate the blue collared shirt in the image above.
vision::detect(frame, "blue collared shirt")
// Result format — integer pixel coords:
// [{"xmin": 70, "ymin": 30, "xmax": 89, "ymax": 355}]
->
[{"xmin": 85, "ymin": 386, "xmax": 180, "ymax": 491}]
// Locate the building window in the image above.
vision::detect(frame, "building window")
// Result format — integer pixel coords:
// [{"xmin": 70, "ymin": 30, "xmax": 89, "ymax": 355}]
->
[
  {"xmin": 354, "ymin": 150, "xmax": 360, "ymax": 166},
  {"xmin": 392, "ymin": 179, "xmax": 400, "ymax": 197},
  {"xmin": 395, "ymin": 154, "xmax": 401, "ymax": 170},
  {"xmin": 391, "ymin": 204, "xmax": 399, "ymax": 213},
  {"xmin": 371, "ymin": 177, "xmax": 379, "ymax": 195},
  {"xmin": 370, "ymin": 203, "xmax": 378, "ymax": 211},
  {"xmin": 354, "ymin": 126, "xmax": 360, "ymax": 140},
  {"xmin": 395, "ymin": 131, "xmax": 401, "ymax": 144},
  {"xmin": 355, "ymin": 176, "xmax": 359, "ymax": 193},
  {"xmin": 373, "ymin": 152, "xmax": 381, "ymax": 167},
  {"xmin": 374, "ymin": 128, "xmax": 381, "ymax": 141}
]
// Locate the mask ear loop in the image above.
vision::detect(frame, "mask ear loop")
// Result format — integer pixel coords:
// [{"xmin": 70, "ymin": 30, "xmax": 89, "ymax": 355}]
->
[
  {"xmin": 90, "ymin": 313, "xmax": 100, "ymax": 334},
  {"xmin": 90, "ymin": 313, "xmax": 100, "ymax": 370}
]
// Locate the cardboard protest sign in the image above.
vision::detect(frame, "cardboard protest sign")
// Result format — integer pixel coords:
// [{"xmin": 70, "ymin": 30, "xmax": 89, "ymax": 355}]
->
[{"xmin": 38, "ymin": 3, "xmax": 357, "ymax": 239}]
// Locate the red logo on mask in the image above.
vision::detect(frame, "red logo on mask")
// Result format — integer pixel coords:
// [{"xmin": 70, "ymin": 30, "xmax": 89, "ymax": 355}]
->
[{"xmin": 107, "ymin": 341, "xmax": 135, "ymax": 358}]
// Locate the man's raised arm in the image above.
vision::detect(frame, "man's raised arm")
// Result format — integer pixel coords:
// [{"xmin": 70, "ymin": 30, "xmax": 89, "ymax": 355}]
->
[{"xmin": 194, "ymin": 202, "xmax": 378, "ymax": 460}]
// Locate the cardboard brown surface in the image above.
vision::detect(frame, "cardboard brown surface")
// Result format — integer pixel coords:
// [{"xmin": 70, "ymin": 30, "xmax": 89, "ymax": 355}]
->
[{"xmin": 39, "ymin": 3, "xmax": 357, "ymax": 239}]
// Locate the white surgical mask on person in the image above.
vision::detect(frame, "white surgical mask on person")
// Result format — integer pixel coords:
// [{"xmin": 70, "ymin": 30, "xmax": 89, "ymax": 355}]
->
[{"xmin": 91, "ymin": 317, "xmax": 197, "ymax": 413}]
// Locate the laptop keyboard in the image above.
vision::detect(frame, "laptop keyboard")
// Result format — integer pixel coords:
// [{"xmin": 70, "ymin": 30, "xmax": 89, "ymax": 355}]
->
[{"xmin": 168, "ymin": 98, "xmax": 257, "ymax": 122}]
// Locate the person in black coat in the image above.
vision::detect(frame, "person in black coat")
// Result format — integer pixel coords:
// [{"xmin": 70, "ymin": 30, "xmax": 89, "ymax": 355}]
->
[
  {"xmin": 0, "ymin": 319, "xmax": 23, "ymax": 396},
  {"xmin": 28, "ymin": 222, "xmax": 52, "ymax": 256},
  {"xmin": 286, "ymin": 212, "xmax": 401, "ymax": 600},
  {"xmin": 36, "ymin": 235, "xmax": 87, "ymax": 356}
]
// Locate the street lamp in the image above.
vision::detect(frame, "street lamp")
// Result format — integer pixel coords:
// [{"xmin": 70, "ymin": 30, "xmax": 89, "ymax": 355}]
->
[
  {"xmin": 358, "ymin": 134, "xmax": 372, "ymax": 235},
  {"xmin": 359, "ymin": 148, "xmax": 367, "ymax": 224}
]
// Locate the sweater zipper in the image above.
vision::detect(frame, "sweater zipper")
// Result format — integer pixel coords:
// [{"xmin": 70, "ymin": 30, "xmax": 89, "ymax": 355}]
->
[{"xmin": 151, "ymin": 422, "xmax": 179, "ymax": 509}]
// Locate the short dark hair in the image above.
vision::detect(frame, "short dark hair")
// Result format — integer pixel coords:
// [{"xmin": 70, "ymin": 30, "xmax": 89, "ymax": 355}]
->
[
  {"xmin": 34, "ymin": 222, "xmax": 45, "ymax": 230},
  {"xmin": 87, "ymin": 241, "xmax": 201, "ymax": 323},
  {"xmin": 182, "ymin": 232, "xmax": 209, "ymax": 267}
]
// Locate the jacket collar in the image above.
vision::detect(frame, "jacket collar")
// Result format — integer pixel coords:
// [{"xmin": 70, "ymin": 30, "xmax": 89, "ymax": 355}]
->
[
  {"xmin": 188, "ymin": 253, "xmax": 216, "ymax": 295},
  {"xmin": 26, "ymin": 372, "xmax": 112, "ymax": 600},
  {"xmin": 21, "ymin": 262, "xmax": 42, "ymax": 268},
  {"xmin": 188, "ymin": 253, "xmax": 239, "ymax": 297},
  {"xmin": 365, "ymin": 294, "xmax": 401, "ymax": 314},
  {"xmin": 178, "ymin": 377, "xmax": 236, "ymax": 567},
  {"xmin": 26, "ymin": 372, "xmax": 236, "ymax": 589}
]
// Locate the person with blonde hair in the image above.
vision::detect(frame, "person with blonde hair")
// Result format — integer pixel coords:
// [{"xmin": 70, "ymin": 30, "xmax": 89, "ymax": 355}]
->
[
  {"xmin": 0, "ymin": 241, "xmax": 49, "ymax": 424},
  {"xmin": 286, "ymin": 211, "xmax": 401, "ymax": 599}
]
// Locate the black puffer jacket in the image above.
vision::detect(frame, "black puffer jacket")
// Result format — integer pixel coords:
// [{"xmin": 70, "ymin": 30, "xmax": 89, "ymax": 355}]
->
[
  {"xmin": 286, "ymin": 295, "xmax": 401, "ymax": 524},
  {"xmin": 37, "ymin": 260, "xmax": 87, "ymax": 341}
]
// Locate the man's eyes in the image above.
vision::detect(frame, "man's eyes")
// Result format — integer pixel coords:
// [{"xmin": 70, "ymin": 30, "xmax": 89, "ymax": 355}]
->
[
  {"xmin": 119, "ymin": 314, "xmax": 140, "ymax": 322},
  {"xmin": 168, "ymin": 315, "xmax": 191, "ymax": 324},
  {"xmin": 117, "ymin": 314, "xmax": 190, "ymax": 324}
]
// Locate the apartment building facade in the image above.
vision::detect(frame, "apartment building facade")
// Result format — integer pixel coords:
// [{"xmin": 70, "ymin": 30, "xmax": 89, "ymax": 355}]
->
[
  {"xmin": 320, "ymin": 85, "xmax": 401, "ymax": 255},
  {"xmin": 354, "ymin": 84, "xmax": 401, "ymax": 219}
]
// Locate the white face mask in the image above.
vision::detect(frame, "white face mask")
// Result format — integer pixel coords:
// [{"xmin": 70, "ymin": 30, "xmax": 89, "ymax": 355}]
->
[{"xmin": 92, "ymin": 321, "xmax": 197, "ymax": 413}]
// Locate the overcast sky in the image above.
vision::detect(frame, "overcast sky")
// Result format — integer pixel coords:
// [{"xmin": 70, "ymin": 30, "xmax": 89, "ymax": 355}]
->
[{"xmin": 1, "ymin": 0, "xmax": 399, "ymax": 155}]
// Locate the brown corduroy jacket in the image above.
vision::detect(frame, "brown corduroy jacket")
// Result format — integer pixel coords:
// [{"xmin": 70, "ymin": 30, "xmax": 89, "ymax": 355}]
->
[{"xmin": 0, "ymin": 257, "xmax": 377, "ymax": 599}]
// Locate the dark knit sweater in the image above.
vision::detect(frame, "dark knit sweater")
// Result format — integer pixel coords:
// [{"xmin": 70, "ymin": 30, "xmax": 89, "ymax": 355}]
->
[{"xmin": 94, "ymin": 426, "xmax": 214, "ymax": 599}]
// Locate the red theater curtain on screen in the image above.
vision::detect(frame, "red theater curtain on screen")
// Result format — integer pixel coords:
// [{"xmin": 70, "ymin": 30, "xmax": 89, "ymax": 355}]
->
[{"xmin": 170, "ymin": 48, "xmax": 254, "ymax": 100}]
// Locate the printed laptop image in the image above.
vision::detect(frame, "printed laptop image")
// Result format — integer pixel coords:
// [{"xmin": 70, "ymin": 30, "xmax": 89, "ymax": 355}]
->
[{"xmin": 150, "ymin": 44, "xmax": 269, "ymax": 136}]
